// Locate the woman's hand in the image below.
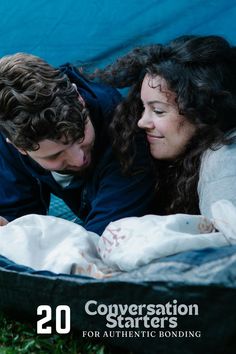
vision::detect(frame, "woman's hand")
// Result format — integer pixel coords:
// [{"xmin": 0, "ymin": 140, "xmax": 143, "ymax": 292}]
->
[{"xmin": 0, "ymin": 216, "xmax": 8, "ymax": 226}]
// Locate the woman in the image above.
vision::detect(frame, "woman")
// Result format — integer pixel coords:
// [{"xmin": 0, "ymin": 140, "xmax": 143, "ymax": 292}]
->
[{"xmin": 93, "ymin": 35, "xmax": 236, "ymax": 218}]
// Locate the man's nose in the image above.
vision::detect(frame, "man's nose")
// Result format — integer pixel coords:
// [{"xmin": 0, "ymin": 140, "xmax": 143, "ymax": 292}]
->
[{"xmin": 66, "ymin": 145, "xmax": 84, "ymax": 167}]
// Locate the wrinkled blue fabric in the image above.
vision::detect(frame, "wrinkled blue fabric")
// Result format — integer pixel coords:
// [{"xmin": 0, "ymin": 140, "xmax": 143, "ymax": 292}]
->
[{"xmin": 0, "ymin": 0, "xmax": 235, "ymax": 68}]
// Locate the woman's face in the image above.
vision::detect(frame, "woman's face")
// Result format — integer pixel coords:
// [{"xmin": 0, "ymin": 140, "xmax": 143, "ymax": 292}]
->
[{"xmin": 138, "ymin": 74, "xmax": 197, "ymax": 160}]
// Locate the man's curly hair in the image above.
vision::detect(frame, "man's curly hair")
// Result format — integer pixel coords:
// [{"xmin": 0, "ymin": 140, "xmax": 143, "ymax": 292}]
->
[
  {"xmin": 0, "ymin": 53, "xmax": 89, "ymax": 150},
  {"xmin": 92, "ymin": 35, "xmax": 236, "ymax": 214}
]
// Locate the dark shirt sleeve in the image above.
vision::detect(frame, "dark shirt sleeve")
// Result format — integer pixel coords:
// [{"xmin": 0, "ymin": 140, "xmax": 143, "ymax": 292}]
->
[
  {"xmin": 83, "ymin": 140, "xmax": 155, "ymax": 235},
  {"xmin": 0, "ymin": 134, "xmax": 50, "ymax": 221}
]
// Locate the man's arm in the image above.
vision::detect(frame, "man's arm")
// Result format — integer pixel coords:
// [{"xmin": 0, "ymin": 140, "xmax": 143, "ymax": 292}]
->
[
  {"xmin": 83, "ymin": 141, "xmax": 155, "ymax": 235},
  {"xmin": 0, "ymin": 133, "xmax": 50, "ymax": 221},
  {"xmin": 0, "ymin": 217, "xmax": 8, "ymax": 226}
]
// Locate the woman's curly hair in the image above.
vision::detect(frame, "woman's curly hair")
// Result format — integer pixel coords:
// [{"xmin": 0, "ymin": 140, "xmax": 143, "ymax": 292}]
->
[
  {"xmin": 0, "ymin": 53, "xmax": 89, "ymax": 150},
  {"xmin": 92, "ymin": 35, "xmax": 236, "ymax": 214}
]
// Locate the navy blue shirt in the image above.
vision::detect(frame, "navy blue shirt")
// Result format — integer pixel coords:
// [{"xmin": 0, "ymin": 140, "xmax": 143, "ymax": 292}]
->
[{"xmin": 0, "ymin": 64, "xmax": 155, "ymax": 235}]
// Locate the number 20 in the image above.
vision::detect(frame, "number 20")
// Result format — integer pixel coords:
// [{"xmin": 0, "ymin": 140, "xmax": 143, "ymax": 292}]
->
[{"xmin": 37, "ymin": 305, "xmax": 71, "ymax": 334}]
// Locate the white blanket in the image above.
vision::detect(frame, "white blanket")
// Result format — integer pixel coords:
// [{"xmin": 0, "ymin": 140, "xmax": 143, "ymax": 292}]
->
[{"xmin": 0, "ymin": 200, "xmax": 235, "ymax": 278}]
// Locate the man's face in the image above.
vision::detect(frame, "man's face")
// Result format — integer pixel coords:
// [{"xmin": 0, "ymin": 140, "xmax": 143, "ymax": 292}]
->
[{"xmin": 23, "ymin": 118, "xmax": 96, "ymax": 174}]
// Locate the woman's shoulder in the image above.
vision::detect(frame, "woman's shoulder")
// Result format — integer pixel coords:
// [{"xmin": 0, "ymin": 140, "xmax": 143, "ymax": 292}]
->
[
  {"xmin": 198, "ymin": 139, "xmax": 236, "ymax": 217},
  {"xmin": 200, "ymin": 140, "xmax": 236, "ymax": 182}
]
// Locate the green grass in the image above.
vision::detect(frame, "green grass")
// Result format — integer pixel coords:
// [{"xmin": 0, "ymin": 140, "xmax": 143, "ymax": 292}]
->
[{"xmin": 0, "ymin": 313, "xmax": 125, "ymax": 354}]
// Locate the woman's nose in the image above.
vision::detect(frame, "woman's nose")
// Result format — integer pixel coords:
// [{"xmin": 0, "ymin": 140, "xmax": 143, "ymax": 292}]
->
[{"xmin": 138, "ymin": 111, "xmax": 154, "ymax": 130}]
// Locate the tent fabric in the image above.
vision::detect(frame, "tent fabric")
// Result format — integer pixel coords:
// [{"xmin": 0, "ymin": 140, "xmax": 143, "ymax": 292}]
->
[
  {"xmin": 0, "ymin": 1, "xmax": 236, "ymax": 353},
  {"xmin": 49, "ymin": 194, "xmax": 77, "ymax": 221},
  {"xmin": 0, "ymin": 0, "xmax": 235, "ymax": 69}
]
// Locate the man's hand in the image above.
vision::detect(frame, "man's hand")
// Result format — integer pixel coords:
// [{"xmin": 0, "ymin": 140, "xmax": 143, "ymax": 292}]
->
[{"xmin": 0, "ymin": 216, "xmax": 8, "ymax": 226}]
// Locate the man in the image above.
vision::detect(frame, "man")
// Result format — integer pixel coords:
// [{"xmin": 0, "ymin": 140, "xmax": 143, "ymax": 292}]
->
[{"xmin": 0, "ymin": 53, "xmax": 154, "ymax": 234}]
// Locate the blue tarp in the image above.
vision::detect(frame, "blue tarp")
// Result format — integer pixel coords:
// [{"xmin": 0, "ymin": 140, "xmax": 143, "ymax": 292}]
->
[{"xmin": 0, "ymin": 0, "xmax": 235, "ymax": 69}]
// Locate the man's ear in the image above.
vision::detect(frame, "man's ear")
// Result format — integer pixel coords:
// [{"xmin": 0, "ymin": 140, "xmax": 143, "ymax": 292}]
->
[{"xmin": 6, "ymin": 137, "xmax": 27, "ymax": 155}]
